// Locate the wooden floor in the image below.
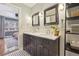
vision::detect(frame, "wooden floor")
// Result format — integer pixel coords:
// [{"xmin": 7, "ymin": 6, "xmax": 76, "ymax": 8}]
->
[{"xmin": 0, "ymin": 39, "xmax": 5, "ymax": 56}]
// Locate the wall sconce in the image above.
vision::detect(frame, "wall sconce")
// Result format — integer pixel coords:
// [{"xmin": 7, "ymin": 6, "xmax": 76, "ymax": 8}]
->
[
  {"xmin": 39, "ymin": 11, "xmax": 43, "ymax": 17},
  {"xmin": 39, "ymin": 12, "xmax": 42, "ymax": 16},
  {"xmin": 59, "ymin": 4, "xmax": 64, "ymax": 11}
]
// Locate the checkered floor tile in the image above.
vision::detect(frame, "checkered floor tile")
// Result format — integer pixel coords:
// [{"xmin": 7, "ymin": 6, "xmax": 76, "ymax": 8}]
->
[{"xmin": 5, "ymin": 50, "xmax": 30, "ymax": 56}]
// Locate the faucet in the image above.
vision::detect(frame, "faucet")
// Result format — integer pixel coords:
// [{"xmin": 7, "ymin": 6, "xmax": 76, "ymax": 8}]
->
[{"xmin": 46, "ymin": 30, "xmax": 51, "ymax": 35}]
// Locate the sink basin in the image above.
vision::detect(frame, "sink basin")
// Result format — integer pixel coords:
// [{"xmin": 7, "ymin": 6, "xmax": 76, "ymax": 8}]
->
[
  {"xmin": 25, "ymin": 32, "xmax": 59, "ymax": 40},
  {"xmin": 39, "ymin": 33, "xmax": 47, "ymax": 35}
]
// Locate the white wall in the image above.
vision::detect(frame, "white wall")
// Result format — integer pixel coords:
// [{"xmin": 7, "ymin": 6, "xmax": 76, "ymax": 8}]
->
[
  {"xmin": 31, "ymin": 3, "xmax": 56, "ymax": 14},
  {"xmin": 0, "ymin": 4, "xmax": 18, "ymax": 19},
  {"xmin": 58, "ymin": 4, "xmax": 66, "ymax": 56},
  {"xmin": 12, "ymin": 4, "xmax": 32, "ymax": 50}
]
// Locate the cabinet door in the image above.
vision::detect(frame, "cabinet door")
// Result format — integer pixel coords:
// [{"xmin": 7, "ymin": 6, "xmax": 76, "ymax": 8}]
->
[
  {"xmin": 43, "ymin": 47, "xmax": 49, "ymax": 56},
  {"xmin": 23, "ymin": 34, "xmax": 31, "ymax": 50},
  {"xmin": 23, "ymin": 34, "xmax": 32, "ymax": 55},
  {"xmin": 30, "ymin": 36, "xmax": 37, "ymax": 56},
  {"xmin": 48, "ymin": 39, "xmax": 58, "ymax": 56},
  {"xmin": 42, "ymin": 39, "xmax": 49, "ymax": 56},
  {"xmin": 36, "ymin": 37, "xmax": 43, "ymax": 56}
]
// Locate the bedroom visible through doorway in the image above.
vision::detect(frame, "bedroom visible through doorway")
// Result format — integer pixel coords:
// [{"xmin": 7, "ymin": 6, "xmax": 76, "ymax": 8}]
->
[{"xmin": 0, "ymin": 4, "xmax": 19, "ymax": 55}]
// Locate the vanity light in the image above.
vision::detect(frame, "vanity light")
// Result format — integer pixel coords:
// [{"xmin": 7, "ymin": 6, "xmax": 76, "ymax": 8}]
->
[
  {"xmin": 59, "ymin": 4, "xmax": 64, "ymax": 11},
  {"xmin": 39, "ymin": 12, "xmax": 41, "ymax": 16},
  {"xmin": 39, "ymin": 11, "xmax": 43, "ymax": 17}
]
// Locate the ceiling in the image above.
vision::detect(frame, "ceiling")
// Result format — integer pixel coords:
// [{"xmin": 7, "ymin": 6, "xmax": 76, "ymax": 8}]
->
[{"xmin": 23, "ymin": 3, "xmax": 36, "ymax": 8}]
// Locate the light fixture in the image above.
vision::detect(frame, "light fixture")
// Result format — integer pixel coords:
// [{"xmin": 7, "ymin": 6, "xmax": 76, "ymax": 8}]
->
[
  {"xmin": 59, "ymin": 4, "xmax": 64, "ymax": 11},
  {"xmin": 39, "ymin": 12, "xmax": 41, "ymax": 16},
  {"xmin": 39, "ymin": 11, "xmax": 43, "ymax": 17}
]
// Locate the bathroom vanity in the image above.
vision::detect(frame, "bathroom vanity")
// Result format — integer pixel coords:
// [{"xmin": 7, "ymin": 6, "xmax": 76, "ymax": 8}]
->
[{"xmin": 23, "ymin": 33, "xmax": 60, "ymax": 56}]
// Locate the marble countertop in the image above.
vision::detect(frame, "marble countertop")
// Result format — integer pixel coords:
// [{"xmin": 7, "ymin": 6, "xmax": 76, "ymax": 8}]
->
[{"xmin": 24, "ymin": 32, "xmax": 60, "ymax": 40}]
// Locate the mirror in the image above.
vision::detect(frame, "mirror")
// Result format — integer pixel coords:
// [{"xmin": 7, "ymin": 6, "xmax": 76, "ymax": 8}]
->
[
  {"xmin": 32, "ymin": 12, "xmax": 40, "ymax": 26},
  {"xmin": 44, "ymin": 4, "xmax": 58, "ymax": 25}
]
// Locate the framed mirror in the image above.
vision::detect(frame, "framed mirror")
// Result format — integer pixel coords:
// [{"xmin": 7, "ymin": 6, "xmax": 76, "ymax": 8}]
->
[
  {"xmin": 32, "ymin": 12, "xmax": 40, "ymax": 26},
  {"xmin": 44, "ymin": 4, "xmax": 58, "ymax": 25}
]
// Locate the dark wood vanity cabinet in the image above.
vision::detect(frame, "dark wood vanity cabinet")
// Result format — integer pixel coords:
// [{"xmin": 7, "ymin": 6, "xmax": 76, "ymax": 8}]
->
[{"xmin": 23, "ymin": 34, "xmax": 60, "ymax": 56}]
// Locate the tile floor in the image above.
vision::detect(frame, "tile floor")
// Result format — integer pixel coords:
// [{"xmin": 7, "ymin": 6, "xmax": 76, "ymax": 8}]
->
[
  {"xmin": 5, "ymin": 50, "xmax": 79, "ymax": 56},
  {"xmin": 5, "ymin": 50, "xmax": 30, "ymax": 56}
]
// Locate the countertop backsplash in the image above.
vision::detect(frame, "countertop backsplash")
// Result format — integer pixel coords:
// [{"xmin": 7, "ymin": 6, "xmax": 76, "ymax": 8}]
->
[{"xmin": 25, "ymin": 24, "xmax": 59, "ymax": 36}]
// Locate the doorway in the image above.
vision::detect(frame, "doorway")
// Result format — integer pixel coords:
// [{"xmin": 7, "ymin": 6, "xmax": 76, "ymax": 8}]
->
[{"xmin": 0, "ymin": 4, "xmax": 19, "ymax": 55}]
